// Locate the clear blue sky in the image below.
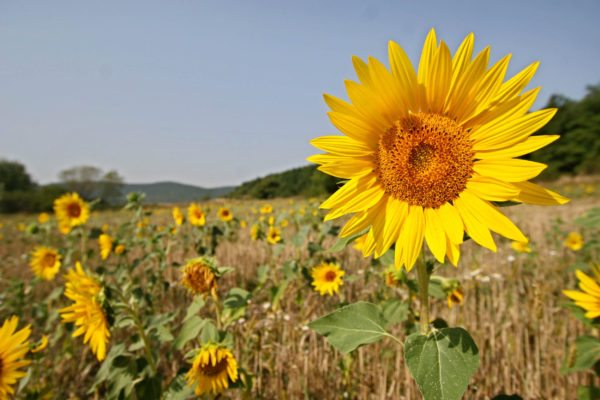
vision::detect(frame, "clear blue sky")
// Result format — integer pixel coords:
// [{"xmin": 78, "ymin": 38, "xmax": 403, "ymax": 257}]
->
[{"xmin": 1, "ymin": 0, "xmax": 599, "ymax": 187}]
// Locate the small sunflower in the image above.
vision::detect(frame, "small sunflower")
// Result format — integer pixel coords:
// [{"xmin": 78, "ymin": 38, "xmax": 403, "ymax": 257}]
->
[
  {"xmin": 172, "ymin": 207, "xmax": 184, "ymax": 226},
  {"xmin": 0, "ymin": 316, "xmax": 31, "ymax": 399},
  {"xmin": 98, "ymin": 234, "xmax": 113, "ymax": 260},
  {"xmin": 565, "ymin": 232, "xmax": 583, "ymax": 251},
  {"xmin": 114, "ymin": 244, "xmax": 125, "ymax": 255},
  {"xmin": 182, "ymin": 258, "xmax": 218, "ymax": 298},
  {"xmin": 447, "ymin": 287, "xmax": 464, "ymax": 309},
  {"xmin": 564, "ymin": 267, "xmax": 600, "ymax": 319},
  {"xmin": 37, "ymin": 212, "xmax": 49, "ymax": 224},
  {"xmin": 188, "ymin": 203, "xmax": 206, "ymax": 227},
  {"xmin": 250, "ymin": 224, "xmax": 260, "ymax": 240},
  {"xmin": 511, "ymin": 240, "xmax": 531, "ymax": 253},
  {"xmin": 185, "ymin": 344, "xmax": 239, "ymax": 396},
  {"xmin": 260, "ymin": 204, "xmax": 272, "ymax": 214},
  {"xmin": 309, "ymin": 29, "xmax": 568, "ymax": 271},
  {"xmin": 311, "ymin": 261, "xmax": 345, "ymax": 296},
  {"xmin": 29, "ymin": 246, "xmax": 61, "ymax": 280},
  {"xmin": 218, "ymin": 207, "xmax": 233, "ymax": 222},
  {"xmin": 266, "ymin": 226, "xmax": 281, "ymax": 244},
  {"xmin": 53, "ymin": 193, "xmax": 90, "ymax": 233},
  {"xmin": 59, "ymin": 262, "xmax": 110, "ymax": 361}
]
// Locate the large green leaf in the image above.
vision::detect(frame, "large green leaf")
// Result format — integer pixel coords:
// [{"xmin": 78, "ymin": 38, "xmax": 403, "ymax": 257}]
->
[
  {"xmin": 562, "ymin": 336, "xmax": 600, "ymax": 374},
  {"xmin": 173, "ymin": 316, "xmax": 205, "ymax": 350},
  {"xmin": 308, "ymin": 302, "xmax": 395, "ymax": 354},
  {"xmin": 405, "ymin": 327, "xmax": 479, "ymax": 400},
  {"xmin": 578, "ymin": 385, "xmax": 600, "ymax": 400}
]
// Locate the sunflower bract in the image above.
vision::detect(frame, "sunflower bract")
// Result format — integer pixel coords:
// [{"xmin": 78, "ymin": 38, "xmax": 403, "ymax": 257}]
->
[{"xmin": 309, "ymin": 28, "xmax": 569, "ymax": 271}]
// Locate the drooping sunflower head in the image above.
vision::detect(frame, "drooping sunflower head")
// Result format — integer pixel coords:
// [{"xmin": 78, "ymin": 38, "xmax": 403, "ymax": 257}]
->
[
  {"xmin": 29, "ymin": 246, "xmax": 62, "ymax": 280},
  {"xmin": 185, "ymin": 344, "xmax": 239, "ymax": 396},
  {"xmin": 309, "ymin": 28, "xmax": 569, "ymax": 271},
  {"xmin": 53, "ymin": 193, "xmax": 90, "ymax": 233},
  {"xmin": 172, "ymin": 206, "xmax": 184, "ymax": 226},
  {"xmin": 563, "ymin": 266, "xmax": 600, "ymax": 319},
  {"xmin": 218, "ymin": 207, "xmax": 233, "ymax": 222},
  {"xmin": 311, "ymin": 261, "xmax": 345, "ymax": 296},
  {"xmin": 98, "ymin": 234, "xmax": 113, "ymax": 260},
  {"xmin": 182, "ymin": 257, "xmax": 218, "ymax": 298},
  {"xmin": 266, "ymin": 226, "xmax": 281, "ymax": 244},
  {"xmin": 58, "ymin": 262, "xmax": 110, "ymax": 361},
  {"xmin": 0, "ymin": 315, "xmax": 31, "ymax": 399},
  {"xmin": 188, "ymin": 203, "xmax": 206, "ymax": 227}
]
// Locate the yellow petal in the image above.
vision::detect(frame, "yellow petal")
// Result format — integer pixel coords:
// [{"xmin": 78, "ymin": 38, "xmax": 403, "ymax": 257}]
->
[
  {"xmin": 491, "ymin": 61, "xmax": 539, "ymax": 105},
  {"xmin": 424, "ymin": 208, "xmax": 446, "ymax": 263},
  {"xmin": 473, "ymin": 158, "xmax": 547, "ymax": 182},
  {"xmin": 345, "ymin": 79, "xmax": 390, "ymax": 128},
  {"xmin": 576, "ymin": 270, "xmax": 600, "ymax": 296},
  {"xmin": 324, "ymin": 180, "xmax": 384, "ymax": 221},
  {"xmin": 453, "ymin": 195, "xmax": 497, "ymax": 252},
  {"xmin": 445, "ymin": 235, "xmax": 460, "ymax": 266},
  {"xmin": 466, "ymin": 176, "xmax": 519, "ymax": 201},
  {"xmin": 373, "ymin": 197, "xmax": 408, "ymax": 257},
  {"xmin": 310, "ymin": 135, "xmax": 374, "ymax": 156},
  {"xmin": 327, "ymin": 111, "xmax": 379, "ymax": 143},
  {"xmin": 398, "ymin": 205, "xmax": 425, "ymax": 271},
  {"xmin": 417, "ymin": 28, "xmax": 439, "ymax": 111},
  {"xmin": 388, "ymin": 40, "xmax": 418, "ymax": 111},
  {"xmin": 512, "ymin": 181, "xmax": 570, "ymax": 205},
  {"xmin": 475, "ymin": 135, "xmax": 559, "ymax": 160},
  {"xmin": 450, "ymin": 33, "xmax": 474, "ymax": 87},
  {"xmin": 437, "ymin": 203, "xmax": 464, "ymax": 244},
  {"xmin": 317, "ymin": 159, "xmax": 373, "ymax": 179},
  {"xmin": 427, "ymin": 40, "xmax": 452, "ymax": 113}
]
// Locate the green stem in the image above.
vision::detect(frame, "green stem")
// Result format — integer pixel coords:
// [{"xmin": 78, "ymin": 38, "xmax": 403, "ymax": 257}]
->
[
  {"xmin": 114, "ymin": 290, "xmax": 158, "ymax": 373},
  {"xmin": 416, "ymin": 251, "xmax": 430, "ymax": 335}
]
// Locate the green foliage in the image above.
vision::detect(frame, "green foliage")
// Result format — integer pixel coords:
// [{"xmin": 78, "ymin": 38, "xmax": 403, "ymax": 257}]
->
[
  {"xmin": 0, "ymin": 160, "xmax": 35, "ymax": 192},
  {"xmin": 308, "ymin": 302, "xmax": 398, "ymax": 354},
  {"xmin": 405, "ymin": 328, "xmax": 479, "ymax": 400},
  {"xmin": 561, "ymin": 336, "xmax": 600, "ymax": 374},
  {"xmin": 531, "ymin": 84, "xmax": 600, "ymax": 178},
  {"xmin": 228, "ymin": 165, "xmax": 338, "ymax": 199},
  {"xmin": 577, "ymin": 386, "xmax": 600, "ymax": 400}
]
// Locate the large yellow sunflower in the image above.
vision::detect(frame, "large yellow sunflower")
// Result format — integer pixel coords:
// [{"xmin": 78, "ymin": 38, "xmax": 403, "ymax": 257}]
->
[
  {"xmin": 309, "ymin": 29, "xmax": 568, "ymax": 271},
  {"xmin": 53, "ymin": 193, "xmax": 90, "ymax": 233},
  {"xmin": 29, "ymin": 246, "xmax": 62, "ymax": 280},
  {"xmin": 0, "ymin": 316, "xmax": 31, "ymax": 399},
  {"xmin": 185, "ymin": 344, "xmax": 239, "ymax": 396},
  {"xmin": 563, "ymin": 267, "xmax": 600, "ymax": 319},
  {"xmin": 59, "ymin": 262, "xmax": 110, "ymax": 361}
]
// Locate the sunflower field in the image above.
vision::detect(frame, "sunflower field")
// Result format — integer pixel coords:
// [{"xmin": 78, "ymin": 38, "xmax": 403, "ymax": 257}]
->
[{"xmin": 2, "ymin": 30, "xmax": 600, "ymax": 400}]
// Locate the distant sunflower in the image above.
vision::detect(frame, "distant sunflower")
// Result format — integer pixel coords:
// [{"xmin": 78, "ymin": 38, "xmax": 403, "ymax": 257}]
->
[
  {"xmin": 260, "ymin": 204, "xmax": 272, "ymax": 214},
  {"xmin": 266, "ymin": 226, "xmax": 281, "ymax": 244},
  {"xmin": 565, "ymin": 232, "xmax": 583, "ymax": 251},
  {"xmin": 188, "ymin": 203, "xmax": 206, "ymax": 227},
  {"xmin": 309, "ymin": 29, "xmax": 568, "ymax": 271},
  {"xmin": 29, "ymin": 246, "xmax": 61, "ymax": 280},
  {"xmin": 311, "ymin": 261, "xmax": 345, "ymax": 296},
  {"xmin": 511, "ymin": 240, "xmax": 531, "ymax": 253},
  {"xmin": 53, "ymin": 193, "xmax": 90, "ymax": 233},
  {"xmin": 173, "ymin": 207, "xmax": 184, "ymax": 226},
  {"xmin": 98, "ymin": 234, "xmax": 113, "ymax": 260},
  {"xmin": 37, "ymin": 212, "xmax": 49, "ymax": 224},
  {"xmin": 250, "ymin": 224, "xmax": 260, "ymax": 240},
  {"xmin": 185, "ymin": 344, "xmax": 239, "ymax": 396},
  {"xmin": 0, "ymin": 316, "xmax": 31, "ymax": 399},
  {"xmin": 564, "ymin": 267, "xmax": 600, "ymax": 319},
  {"xmin": 447, "ymin": 287, "xmax": 464, "ymax": 309},
  {"xmin": 59, "ymin": 262, "xmax": 110, "ymax": 361},
  {"xmin": 114, "ymin": 244, "xmax": 125, "ymax": 255},
  {"xmin": 218, "ymin": 207, "xmax": 233, "ymax": 222}
]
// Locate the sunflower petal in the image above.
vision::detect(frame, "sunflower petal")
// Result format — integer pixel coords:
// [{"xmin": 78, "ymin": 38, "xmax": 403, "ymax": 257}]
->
[
  {"xmin": 466, "ymin": 176, "xmax": 520, "ymax": 201},
  {"xmin": 512, "ymin": 181, "xmax": 570, "ymax": 205},
  {"xmin": 310, "ymin": 135, "xmax": 374, "ymax": 156},
  {"xmin": 453, "ymin": 195, "xmax": 497, "ymax": 252},
  {"xmin": 475, "ymin": 135, "xmax": 559, "ymax": 160},
  {"xmin": 473, "ymin": 158, "xmax": 547, "ymax": 182},
  {"xmin": 398, "ymin": 206, "xmax": 425, "ymax": 271},
  {"xmin": 424, "ymin": 208, "xmax": 446, "ymax": 263}
]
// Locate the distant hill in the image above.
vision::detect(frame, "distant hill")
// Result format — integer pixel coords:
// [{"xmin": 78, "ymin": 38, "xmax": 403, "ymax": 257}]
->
[
  {"xmin": 122, "ymin": 181, "xmax": 235, "ymax": 203},
  {"xmin": 227, "ymin": 165, "xmax": 339, "ymax": 199}
]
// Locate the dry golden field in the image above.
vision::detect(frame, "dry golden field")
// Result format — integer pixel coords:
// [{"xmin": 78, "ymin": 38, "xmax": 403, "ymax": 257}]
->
[{"xmin": 1, "ymin": 178, "xmax": 599, "ymax": 400}]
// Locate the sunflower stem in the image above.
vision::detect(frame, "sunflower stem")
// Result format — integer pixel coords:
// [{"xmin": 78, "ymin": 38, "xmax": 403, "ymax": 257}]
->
[{"xmin": 416, "ymin": 251, "xmax": 430, "ymax": 335}]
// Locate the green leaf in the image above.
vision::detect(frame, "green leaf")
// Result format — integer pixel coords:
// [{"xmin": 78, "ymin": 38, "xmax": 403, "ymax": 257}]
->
[
  {"xmin": 173, "ymin": 316, "xmax": 205, "ymax": 350},
  {"xmin": 380, "ymin": 298, "xmax": 408, "ymax": 324},
  {"xmin": 308, "ymin": 302, "xmax": 394, "ymax": 354},
  {"xmin": 578, "ymin": 386, "xmax": 600, "ymax": 400},
  {"xmin": 562, "ymin": 336, "xmax": 600, "ymax": 374},
  {"xmin": 200, "ymin": 321, "xmax": 219, "ymax": 343},
  {"xmin": 405, "ymin": 327, "xmax": 479, "ymax": 400},
  {"xmin": 183, "ymin": 297, "xmax": 205, "ymax": 322},
  {"xmin": 164, "ymin": 370, "xmax": 195, "ymax": 400},
  {"xmin": 223, "ymin": 288, "xmax": 250, "ymax": 309},
  {"xmin": 378, "ymin": 248, "xmax": 395, "ymax": 266},
  {"xmin": 326, "ymin": 228, "xmax": 369, "ymax": 253},
  {"xmin": 560, "ymin": 302, "xmax": 600, "ymax": 328},
  {"xmin": 291, "ymin": 225, "xmax": 311, "ymax": 247}
]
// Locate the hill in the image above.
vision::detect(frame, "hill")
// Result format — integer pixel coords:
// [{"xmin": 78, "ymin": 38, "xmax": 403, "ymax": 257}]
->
[
  {"xmin": 122, "ymin": 181, "xmax": 235, "ymax": 203},
  {"xmin": 227, "ymin": 165, "xmax": 339, "ymax": 199}
]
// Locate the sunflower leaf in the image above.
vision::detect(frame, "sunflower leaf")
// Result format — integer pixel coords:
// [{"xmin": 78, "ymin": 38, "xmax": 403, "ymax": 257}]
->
[
  {"xmin": 308, "ymin": 302, "xmax": 392, "ymax": 354},
  {"xmin": 326, "ymin": 228, "xmax": 370, "ymax": 253},
  {"xmin": 405, "ymin": 327, "xmax": 479, "ymax": 400},
  {"xmin": 561, "ymin": 335, "xmax": 600, "ymax": 374}
]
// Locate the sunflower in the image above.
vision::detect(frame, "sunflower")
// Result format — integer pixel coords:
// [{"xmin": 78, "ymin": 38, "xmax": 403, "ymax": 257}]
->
[
  {"xmin": 250, "ymin": 224, "xmax": 260, "ymax": 240},
  {"xmin": 511, "ymin": 240, "xmax": 531, "ymax": 253},
  {"xmin": 311, "ymin": 261, "xmax": 345, "ymax": 296},
  {"xmin": 37, "ymin": 212, "xmax": 49, "ymax": 224},
  {"xmin": 565, "ymin": 232, "xmax": 583, "ymax": 251},
  {"xmin": 53, "ymin": 193, "xmax": 90, "ymax": 234},
  {"xmin": 29, "ymin": 246, "xmax": 61, "ymax": 280},
  {"xmin": 218, "ymin": 207, "xmax": 233, "ymax": 222},
  {"xmin": 182, "ymin": 258, "xmax": 217, "ymax": 298},
  {"xmin": 114, "ymin": 244, "xmax": 125, "ymax": 255},
  {"xmin": 260, "ymin": 204, "xmax": 272, "ymax": 214},
  {"xmin": 447, "ymin": 287, "xmax": 464, "ymax": 309},
  {"xmin": 59, "ymin": 262, "xmax": 110, "ymax": 361},
  {"xmin": 564, "ymin": 267, "xmax": 600, "ymax": 319},
  {"xmin": 188, "ymin": 203, "xmax": 206, "ymax": 227},
  {"xmin": 308, "ymin": 29, "xmax": 568, "ymax": 271},
  {"xmin": 172, "ymin": 207, "xmax": 184, "ymax": 226},
  {"xmin": 185, "ymin": 344, "xmax": 239, "ymax": 396},
  {"xmin": 0, "ymin": 316, "xmax": 31, "ymax": 399},
  {"xmin": 266, "ymin": 226, "xmax": 281, "ymax": 244},
  {"xmin": 98, "ymin": 234, "xmax": 113, "ymax": 260}
]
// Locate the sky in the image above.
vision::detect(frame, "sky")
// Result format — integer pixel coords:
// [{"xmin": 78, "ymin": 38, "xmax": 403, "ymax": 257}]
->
[{"xmin": 1, "ymin": 0, "xmax": 599, "ymax": 188}]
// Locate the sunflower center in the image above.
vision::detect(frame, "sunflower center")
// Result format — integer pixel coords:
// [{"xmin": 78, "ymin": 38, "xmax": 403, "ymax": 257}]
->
[
  {"xmin": 375, "ymin": 112, "xmax": 474, "ymax": 209},
  {"xmin": 43, "ymin": 253, "xmax": 56, "ymax": 267},
  {"xmin": 324, "ymin": 270, "xmax": 337, "ymax": 282},
  {"xmin": 201, "ymin": 357, "xmax": 229, "ymax": 377},
  {"xmin": 67, "ymin": 203, "xmax": 82, "ymax": 218}
]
